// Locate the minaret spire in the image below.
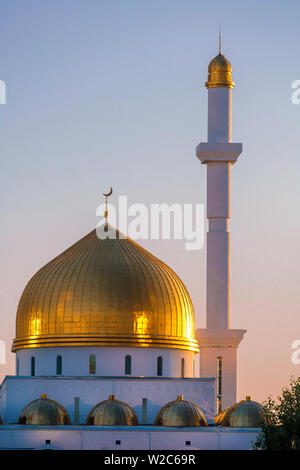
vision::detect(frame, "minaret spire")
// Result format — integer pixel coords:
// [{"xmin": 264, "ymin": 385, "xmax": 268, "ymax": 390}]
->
[{"xmin": 196, "ymin": 48, "xmax": 245, "ymax": 411}]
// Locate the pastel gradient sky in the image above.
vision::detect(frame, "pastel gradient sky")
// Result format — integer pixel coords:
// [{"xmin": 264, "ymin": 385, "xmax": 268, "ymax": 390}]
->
[{"xmin": 0, "ymin": 0, "xmax": 299, "ymax": 403}]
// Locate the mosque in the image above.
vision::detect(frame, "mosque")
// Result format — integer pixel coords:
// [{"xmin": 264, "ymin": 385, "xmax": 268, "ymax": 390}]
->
[{"xmin": 0, "ymin": 46, "xmax": 267, "ymax": 450}]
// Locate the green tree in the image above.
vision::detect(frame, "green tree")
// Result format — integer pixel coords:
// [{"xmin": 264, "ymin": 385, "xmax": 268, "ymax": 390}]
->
[{"xmin": 254, "ymin": 376, "xmax": 300, "ymax": 450}]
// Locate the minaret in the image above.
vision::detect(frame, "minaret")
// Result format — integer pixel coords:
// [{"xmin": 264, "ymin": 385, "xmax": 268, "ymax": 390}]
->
[{"xmin": 196, "ymin": 41, "xmax": 246, "ymax": 412}]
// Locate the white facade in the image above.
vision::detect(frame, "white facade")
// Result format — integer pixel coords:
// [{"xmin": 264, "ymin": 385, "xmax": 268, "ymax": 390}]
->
[
  {"xmin": 197, "ymin": 330, "xmax": 244, "ymax": 410},
  {"xmin": 0, "ymin": 425, "xmax": 259, "ymax": 450},
  {"xmin": 0, "ymin": 376, "xmax": 215, "ymax": 425},
  {"xmin": 16, "ymin": 347, "xmax": 195, "ymax": 378},
  {"xmin": 207, "ymin": 87, "xmax": 232, "ymax": 143}
]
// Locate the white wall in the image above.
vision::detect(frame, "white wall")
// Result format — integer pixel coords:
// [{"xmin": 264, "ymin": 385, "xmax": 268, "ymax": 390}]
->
[
  {"xmin": 1, "ymin": 375, "xmax": 215, "ymax": 425},
  {"xmin": 0, "ymin": 426, "xmax": 259, "ymax": 450},
  {"xmin": 16, "ymin": 347, "xmax": 195, "ymax": 378},
  {"xmin": 200, "ymin": 347, "xmax": 237, "ymax": 410},
  {"xmin": 207, "ymin": 87, "xmax": 231, "ymax": 143}
]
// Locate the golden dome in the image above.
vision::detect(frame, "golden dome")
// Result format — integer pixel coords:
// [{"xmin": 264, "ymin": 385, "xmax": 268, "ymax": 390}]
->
[
  {"xmin": 206, "ymin": 53, "xmax": 234, "ymax": 89},
  {"xmin": 154, "ymin": 395, "xmax": 208, "ymax": 427},
  {"xmin": 12, "ymin": 225, "xmax": 198, "ymax": 352},
  {"xmin": 220, "ymin": 396, "xmax": 267, "ymax": 427},
  {"xmin": 86, "ymin": 395, "xmax": 138, "ymax": 426},
  {"xmin": 18, "ymin": 395, "xmax": 71, "ymax": 425}
]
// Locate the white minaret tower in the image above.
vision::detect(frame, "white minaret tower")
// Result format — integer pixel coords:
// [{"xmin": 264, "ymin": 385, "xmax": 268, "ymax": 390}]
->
[{"xmin": 196, "ymin": 39, "xmax": 246, "ymax": 412}]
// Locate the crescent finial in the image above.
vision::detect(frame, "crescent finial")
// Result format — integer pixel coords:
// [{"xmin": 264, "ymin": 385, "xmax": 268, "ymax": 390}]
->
[
  {"xmin": 103, "ymin": 187, "xmax": 113, "ymax": 232},
  {"xmin": 103, "ymin": 187, "xmax": 113, "ymax": 197}
]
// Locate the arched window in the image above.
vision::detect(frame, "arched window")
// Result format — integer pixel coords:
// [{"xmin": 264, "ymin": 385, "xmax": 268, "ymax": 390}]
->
[
  {"xmin": 181, "ymin": 358, "xmax": 185, "ymax": 378},
  {"xmin": 31, "ymin": 357, "xmax": 35, "ymax": 377},
  {"xmin": 89, "ymin": 354, "xmax": 96, "ymax": 374},
  {"xmin": 56, "ymin": 355, "xmax": 62, "ymax": 375},
  {"xmin": 157, "ymin": 356, "xmax": 163, "ymax": 376},
  {"xmin": 125, "ymin": 355, "xmax": 131, "ymax": 375},
  {"xmin": 16, "ymin": 358, "xmax": 20, "ymax": 376}
]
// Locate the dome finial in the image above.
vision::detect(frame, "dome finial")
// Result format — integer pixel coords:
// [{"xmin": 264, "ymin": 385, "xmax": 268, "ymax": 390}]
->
[
  {"xmin": 219, "ymin": 25, "xmax": 221, "ymax": 54},
  {"xmin": 103, "ymin": 187, "xmax": 113, "ymax": 232}
]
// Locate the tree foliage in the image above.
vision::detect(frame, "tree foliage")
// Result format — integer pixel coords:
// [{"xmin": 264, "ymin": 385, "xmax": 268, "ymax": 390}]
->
[{"xmin": 254, "ymin": 376, "xmax": 300, "ymax": 450}]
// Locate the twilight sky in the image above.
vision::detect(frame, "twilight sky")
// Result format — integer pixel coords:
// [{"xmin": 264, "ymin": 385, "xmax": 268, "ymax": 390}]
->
[{"xmin": 0, "ymin": 0, "xmax": 299, "ymax": 402}]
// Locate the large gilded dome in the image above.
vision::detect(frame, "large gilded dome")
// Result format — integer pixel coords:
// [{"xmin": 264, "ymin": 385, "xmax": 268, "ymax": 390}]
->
[{"xmin": 12, "ymin": 226, "xmax": 198, "ymax": 352}]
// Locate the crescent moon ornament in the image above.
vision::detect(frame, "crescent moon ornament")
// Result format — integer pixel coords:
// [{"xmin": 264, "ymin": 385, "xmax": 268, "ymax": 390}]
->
[
  {"xmin": 103, "ymin": 187, "xmax": 113, "ymax": 233},
  {"xmin": 103, "ymin": 187, "xmax": 113, "ymax": 197}
]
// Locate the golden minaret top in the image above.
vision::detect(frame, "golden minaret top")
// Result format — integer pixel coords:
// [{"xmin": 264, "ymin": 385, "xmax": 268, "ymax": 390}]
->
[{"xmin": 205, "ymin": 31, "xmax": 234, "ymax": 89}]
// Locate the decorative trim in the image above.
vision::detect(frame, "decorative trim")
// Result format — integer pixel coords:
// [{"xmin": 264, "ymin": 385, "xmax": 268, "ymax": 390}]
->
[{"xmin": 11, "ymin": 334, "xmax": 200, "ymax": 353}]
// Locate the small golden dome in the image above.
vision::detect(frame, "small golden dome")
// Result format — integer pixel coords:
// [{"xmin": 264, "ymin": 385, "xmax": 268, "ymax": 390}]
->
[
  {"xmin": 86, "ymin": 395, "xmax": 138, "ymax": 426},
  {"xmin": 154, "ymin": 396, "xmax": 208, "ymax": 427},
  {"xmin": 206, "ymin": 53, "xmax": 234, "ymax": 89},
  {"xmin": 220, "ymin": 398, "xmax": 266, "ymax": 427},
  {"xmin": 18, "ymin": 395, "xmax": 71, "ymax": 425},
  {"xmin": 12, "ymin": 225, "xmax": 198, "ymax": 352}
]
